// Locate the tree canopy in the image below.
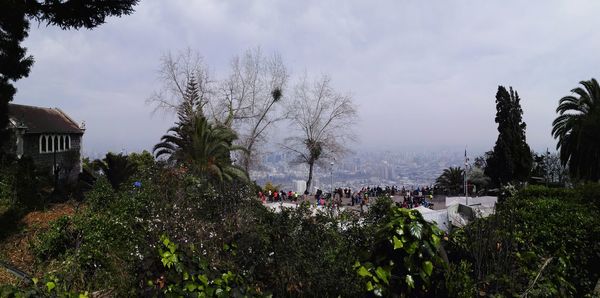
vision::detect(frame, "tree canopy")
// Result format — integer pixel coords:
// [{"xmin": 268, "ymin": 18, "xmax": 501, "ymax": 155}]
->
[
  {"xmin": 283, "ymin": 75, "xmax": 357, "ymax": 193},
  {"xmin": 485, "ymin": 86, "xmax": 532, "ymax": 186},
  {"xmin": 552, "ymin": 78, "xmax": 600, "ymax": 182}
]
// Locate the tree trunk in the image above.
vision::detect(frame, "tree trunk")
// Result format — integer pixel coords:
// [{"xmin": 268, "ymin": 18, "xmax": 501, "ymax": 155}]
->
[
  {"xmin": 305, "ymin": 161, "xmax": 314, "ymax": 194},
  {"xmin": 242, "ymin": 140, "xmax": 254, "ymax": 174}
]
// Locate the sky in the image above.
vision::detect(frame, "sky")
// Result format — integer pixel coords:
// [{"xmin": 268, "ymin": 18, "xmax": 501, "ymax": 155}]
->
[{"xmin": 13, "ymin": 0, "xmax": 600, "ymax": 158}]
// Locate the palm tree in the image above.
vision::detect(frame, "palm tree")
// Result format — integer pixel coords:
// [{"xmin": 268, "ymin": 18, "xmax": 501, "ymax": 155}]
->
[
  {"xmin": 154, "ymin": 114, "xmax": 248, "ymax": 183},
  {"xmin": 552, "ymin": 78, "xmax": 600, "ymax": 181},
  {"xmin": 93, "ymin": 153, "xmax": 136, "ymax": 191},
  {"xmin": 435, "ymin": 167, "xmax": 464, "ymax": 195}
]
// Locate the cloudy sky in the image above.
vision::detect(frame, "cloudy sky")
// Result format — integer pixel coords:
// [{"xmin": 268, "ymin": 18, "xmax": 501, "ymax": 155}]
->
[{"xmin": 13, "ymin": 0, "xmax": 600, "ymax": 157}]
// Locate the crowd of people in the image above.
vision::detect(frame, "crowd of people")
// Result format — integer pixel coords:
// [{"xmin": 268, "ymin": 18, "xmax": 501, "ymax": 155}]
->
[{"xmin": 257, "ymin": 184, "xmax": 436, "ymax": 211}]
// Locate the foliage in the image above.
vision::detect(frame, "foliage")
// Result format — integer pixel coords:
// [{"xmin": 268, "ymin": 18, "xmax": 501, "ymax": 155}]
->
[
  {"xmin": 154, "ymin": 79, "xmax": 248, "ymax": 184},
  {"xmin": 145, "ymin": 235, "xmax": 256, "ymax": 297},
  {"xmin": 30, "ymin": 176, "xmax": 153, "ymax": 294},
  {"xmin": 447, "ymin": 184, "xmax": 600, "ymax": 296},
  {"xmin": 262, "ymin": 181, "xmax": 279, "ymax": 193},
  {"xmin": 0, "ymin": 274, "xmax": 90, "ymax": 298},
  {"xmin": 485, "ymin": 85, "xmax": 533, "ymax": 186},
  {"xmin": 12, "ymin": 147, "xmax": 600, "ymax": 297},
  {"xmin": 531, "ymin": 151, "xmax": 569, "ymax": 186},
  {"xmin": 0, "ymin": 154, "xmax": 49, "ymax": 211},
  {"xmin": 552, "ymin": 78, "xmax": 600, "ymax": 182},
  {"xmin": 356, "ymin": 205, "xmax": 445, "ymax": 297},
  {"xmin": 242, "ymin": 205, "xmax": 367, "ymax": 297},
  {"xmin": 443, "ymin": 260, "xmax": 477, "ymax": 298},
  {"xmin": 435, "ymin": 166, "xmax": 464, "ymax": 195},
  {"xmin": 127, "ymin": 150, "xmax": 156, "ymax": 176},
  {"xmin": 92, "ymin": 152, "xmax": 137, "ymax": 191},
  {"xmin": 467, "ymin": 166, "xmax": 490, "ymax": 194},
  {"xmin": 0, "ymin": 0, "xmax": 138, "ymax": 147},
  {"xmin": 364, "ymin": 194, "xmax": 395, "ymax": 225},
  {"xmin": 150, "ymin": 48, "xmax": 289, "ymax": 174}
]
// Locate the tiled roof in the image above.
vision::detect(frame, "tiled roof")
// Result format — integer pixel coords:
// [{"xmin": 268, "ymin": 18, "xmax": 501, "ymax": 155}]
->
[{"xmin": 8, "ymin": 103, "xmax": 84, "ymax": 134}]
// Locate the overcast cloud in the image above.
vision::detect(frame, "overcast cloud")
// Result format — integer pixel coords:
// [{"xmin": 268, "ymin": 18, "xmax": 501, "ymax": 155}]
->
[{"xmin": 13, "ymin": 0, "xmax": 600, "ymax": 157}]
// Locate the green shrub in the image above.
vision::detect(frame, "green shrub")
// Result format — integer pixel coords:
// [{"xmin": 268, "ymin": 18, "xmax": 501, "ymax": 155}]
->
[
  {"xmin": 31, "ymin": 176, "xmax": 154, "ymax": 294},
  {"xmin": 145, "ymin": 235, "xmax": 257, "ymax": 297},
  {"xmin": 0, "ymin": 155, "xmax": 49, "ymax": 211},
  {"xmin": 448, "ymin": 184, "xmax": 600, "ymax": 296},
  {"xmin": 356, "ymin": 206, "xmax": 446, "ymax": 296}
]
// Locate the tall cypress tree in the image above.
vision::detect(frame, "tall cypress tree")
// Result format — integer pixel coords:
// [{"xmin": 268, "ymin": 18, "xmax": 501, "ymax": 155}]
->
[
  {"xmin": 0, "ymin": 0, "xmax": 139, "ymax": 149},
  {"xmin": 485, "ymin": 86, "xmax": 533, "ymax": 186}
]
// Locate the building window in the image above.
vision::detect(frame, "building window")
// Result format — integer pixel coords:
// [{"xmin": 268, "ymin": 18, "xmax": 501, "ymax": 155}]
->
[
  {"xmin": 39, "ymin": 134, "xmax": 74, "ymax": 154},
  {"xmin": 40, "ymin": 136, "xmax": 47, "ymax": 153}
]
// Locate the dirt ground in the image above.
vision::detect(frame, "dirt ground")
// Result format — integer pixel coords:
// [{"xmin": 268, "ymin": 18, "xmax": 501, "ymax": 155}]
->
[{"xmin": 0, "ymin": 202, "xmax": 78, "ymax": 285}]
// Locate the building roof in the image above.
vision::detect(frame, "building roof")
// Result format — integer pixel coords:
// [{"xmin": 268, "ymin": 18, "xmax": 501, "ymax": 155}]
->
[{"xmin": 8, "ymin": 103, "xmax": 84, "ymax": 134}]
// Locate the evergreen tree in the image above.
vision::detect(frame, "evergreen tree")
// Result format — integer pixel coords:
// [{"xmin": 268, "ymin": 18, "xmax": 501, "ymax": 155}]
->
[
  {"xmin": 0, "ymin": 0, "xmax": 138, "ymax": 148},
  {"xmin": 485, "ymin": 86, "xmax": 532, "ymax": 186},
  {"xmin": 154, "ymin": 78, "xmax": 248, "ymax": 183}
]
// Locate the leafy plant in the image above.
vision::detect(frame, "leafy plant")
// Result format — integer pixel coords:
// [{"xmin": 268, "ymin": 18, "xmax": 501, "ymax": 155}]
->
[
  {"xmin": 447, "ymin": 185, "xmax": 600, "ymax": 296},
  {"xmin": 356, "ymin": 206, "xmax": 445, "ymax": 296},
  {"xmin": 147, "ymin": 235, "xmax": 257, "ymax": 297},
  {"xmin": 552, "ymin": 78, "xmax": 600, "ymax": 181},
  {"xmin": 92, "ymin": 152, "xmax": 137, "ymax": 191}
]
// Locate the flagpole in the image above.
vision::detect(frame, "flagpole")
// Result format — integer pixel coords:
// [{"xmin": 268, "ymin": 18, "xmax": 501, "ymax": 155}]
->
[{"xmin": 464, "ymin": 147, "xmax": 468, "ymax": 206}]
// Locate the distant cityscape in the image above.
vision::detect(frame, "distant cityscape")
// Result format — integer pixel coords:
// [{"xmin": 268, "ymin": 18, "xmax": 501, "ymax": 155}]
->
[{"xmin": 251, "ymin": 150, "xmax": 473, "ymax": 192}]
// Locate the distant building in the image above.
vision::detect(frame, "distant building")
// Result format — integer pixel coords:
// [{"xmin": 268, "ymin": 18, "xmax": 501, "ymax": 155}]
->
[{"xmin": 5, "ymin": 103, "xmax": 85, "ymax": 181}]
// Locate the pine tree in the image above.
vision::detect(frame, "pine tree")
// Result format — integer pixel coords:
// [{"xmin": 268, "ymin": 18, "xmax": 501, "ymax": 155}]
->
[{"xmin": 485, "ymin": 86, "xmax": 533, "ymax": 186}]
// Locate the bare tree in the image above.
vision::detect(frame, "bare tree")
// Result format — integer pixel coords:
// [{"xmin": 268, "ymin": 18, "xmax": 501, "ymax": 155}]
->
[
  {"xmin": 148, "ymin": 48, "xmax": 288, "ymax": 174},
  {"xmin": 283, "ymin": 75, "xmax": 357, "ymax": 193},
  {"xmin": 148, "ymin": 48, "xmax": 215, "ymax": 117},
  {"xmin": 217, "ymin": 48, "xmax": 289, "ymax": 173}
]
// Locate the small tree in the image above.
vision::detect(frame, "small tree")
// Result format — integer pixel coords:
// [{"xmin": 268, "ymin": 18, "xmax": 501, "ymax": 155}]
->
[
  {"xmin": 468, "ymin": 166, "xmax": 490, "ymax": 194},
  {"xmin": 435, "ymin": 167, "xmax": 464, "ymax": 195},
  {"xmin": 153, "ymin": 78, "xmax": 248, "ymax": 184},
  {"xmin": 283, "ymin": 75, "xmax": 357, "ymax": 193},
  {"xmin": 92, "ymin": 153, "xmax": 136, "ymax": 191}
]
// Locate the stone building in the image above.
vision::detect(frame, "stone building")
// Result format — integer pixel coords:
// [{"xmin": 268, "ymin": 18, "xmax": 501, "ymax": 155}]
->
[{"xmin": 6, "ymin": 103, "xmax": 85, "ymax": 181}]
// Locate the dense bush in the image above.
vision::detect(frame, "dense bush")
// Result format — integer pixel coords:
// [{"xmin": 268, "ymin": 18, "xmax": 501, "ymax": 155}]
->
[
  {"xmin": 447, "ymin": 184, "xmax": 600, "ymax": 297},
  {"xmin": 356, "ymin": 203, "xmax": 446, "ymax": 297},
  {"xmin": 31, "ymin": 177, "xmax": 153, "ymax": 294},
  {"xmin": 0, "ymin": 155, "xmax": 49, "ymax": 211},
  {"xmin": 8, "ymin": 154, "xmax": 600, "ymax": 297}
]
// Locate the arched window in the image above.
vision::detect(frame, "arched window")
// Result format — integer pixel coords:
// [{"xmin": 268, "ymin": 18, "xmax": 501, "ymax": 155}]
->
[
  {"xmin": 54, "ymin": 135, "xmax": 59, "ymax": 152},
  {"xmin": 67, "ymin": 135, "xmax": 71, "ymax": 150},
  {"xmin": 40, "ymin": 135, "xmax": 47, "ymax": 153}
]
